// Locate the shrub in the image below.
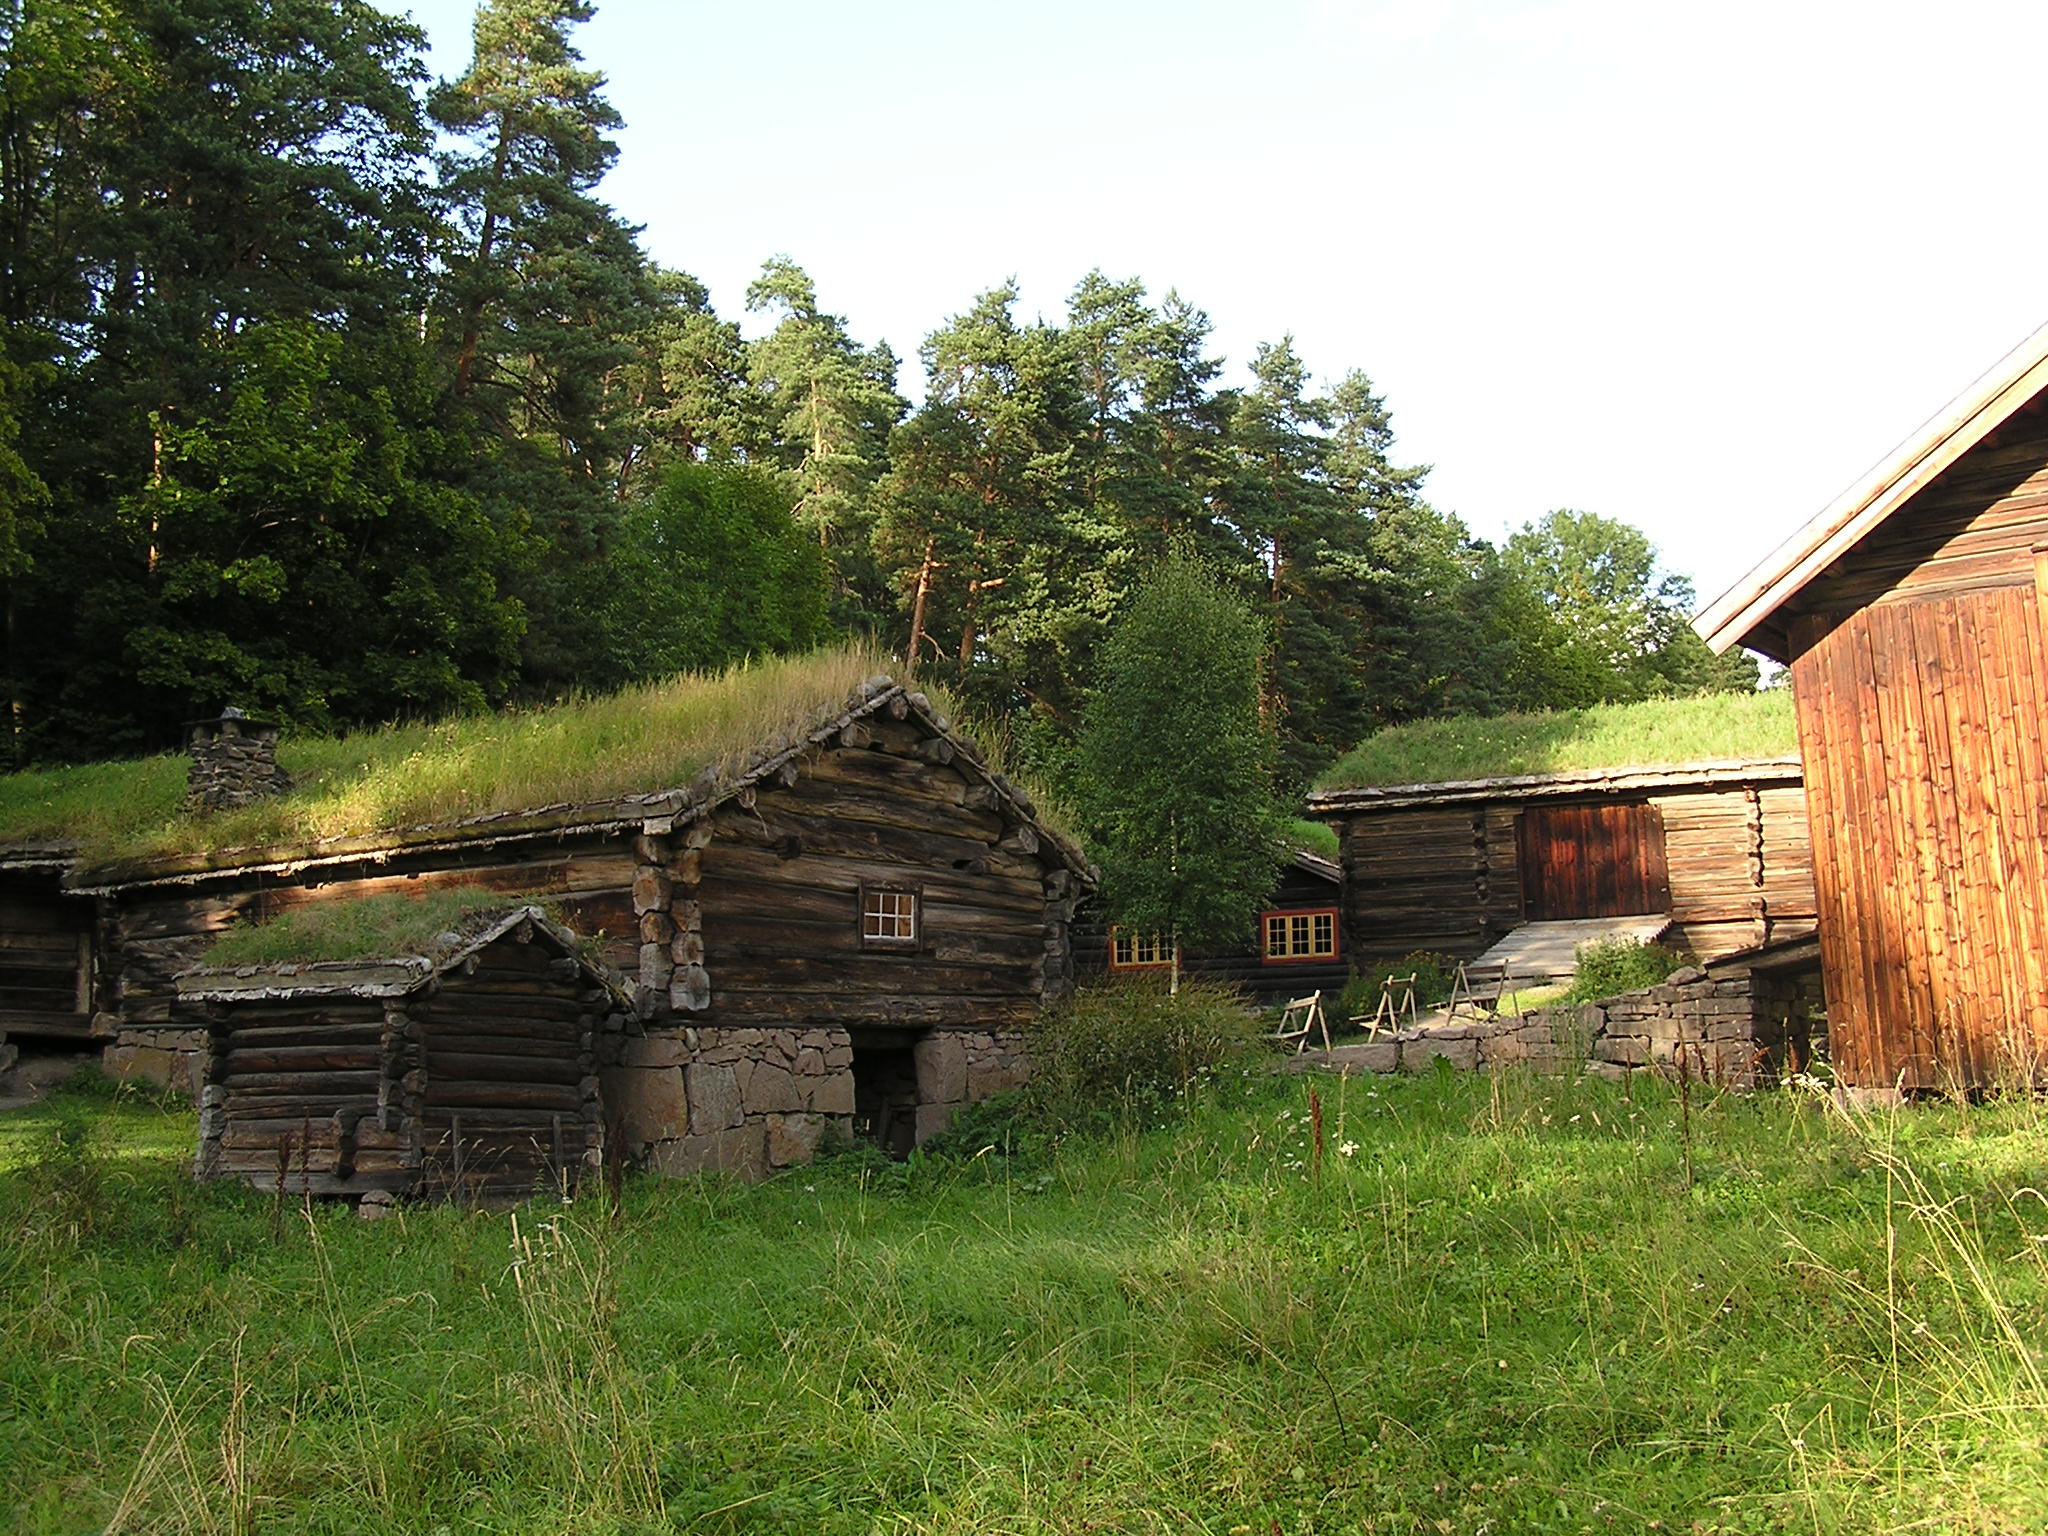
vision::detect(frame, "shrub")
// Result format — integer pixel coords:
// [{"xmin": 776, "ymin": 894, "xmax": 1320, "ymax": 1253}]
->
[
  {"xmin": 1341, "ymin": 951, "xmax": 1461, "ymax": 1023},
  {"xmin": 1026, "ymin": 978, "xmax": 1261, "ymax": 1129},
  {"xmin": 1561, "ymin": 937, "xmax": 1690, "ymax": 1004}
]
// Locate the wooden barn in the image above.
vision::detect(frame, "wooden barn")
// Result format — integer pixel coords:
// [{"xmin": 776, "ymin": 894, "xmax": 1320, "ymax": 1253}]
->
[
  {"xmin": 1696, "ymin": 323, "xmax": 2048, "ymax": 1090},
  {"xmin": 1307, "ymin": 758, "xmax": 1816, "ymax": 970},
  {"xmin": 0, "ymin": 665, "xmax": 1092, "ymax": 1180},
  {"xmin": 1075, "ymin": 848, "xmax": 1348, "ymax": 1003},
  {"xmin": 182, "ymin": 907, "xmax": 626, "ymax": 1200}
]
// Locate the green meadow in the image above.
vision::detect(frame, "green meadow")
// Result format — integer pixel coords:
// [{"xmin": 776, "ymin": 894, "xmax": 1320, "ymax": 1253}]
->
[{"xmin": 3, "ymin": 1063, "xmax": 2046, "ymax": 1534}]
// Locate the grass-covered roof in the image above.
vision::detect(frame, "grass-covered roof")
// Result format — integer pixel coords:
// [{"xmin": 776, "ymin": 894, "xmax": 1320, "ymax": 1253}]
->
[
  {"xmin": 0, "ymin": 648, "xmax": 914, "ymax": 871},
  {"xmin": 1313, "ymin": 689, "xmax": 1798, "ymax": 791}
]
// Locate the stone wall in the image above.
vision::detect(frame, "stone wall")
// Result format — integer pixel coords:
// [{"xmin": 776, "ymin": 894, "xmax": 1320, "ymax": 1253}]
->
[
  {"xmin": 1306, "ymin": 953, "xmax": 1826, "ymax": 1089},
  {"xmin": 601, "ymin": 1023, "xmax": 1032, "ymax": 1180}
]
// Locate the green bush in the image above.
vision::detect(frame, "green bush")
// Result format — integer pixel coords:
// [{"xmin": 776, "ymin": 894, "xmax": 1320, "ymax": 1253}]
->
[
  {"xmin": 1340, "ymin": 951, "xmax": 1462, "ymax": 1023},
  {"xmin": 1561, "ymin": 937, "xmax": 1690, "ymax": 1004},
  {"xmin": 1026, "ymin": 978, "xmax": 1260, "ymax": 1128}
]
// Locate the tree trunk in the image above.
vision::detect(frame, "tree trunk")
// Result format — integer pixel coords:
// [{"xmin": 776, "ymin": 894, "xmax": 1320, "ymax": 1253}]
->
[{"xmin": 906, "ymin": 537, "xmax": 936, "ymax": 676}]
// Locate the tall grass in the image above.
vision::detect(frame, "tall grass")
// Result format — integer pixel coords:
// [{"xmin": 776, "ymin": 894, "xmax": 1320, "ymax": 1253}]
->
[
  {"xmin": 1317, "ymin": 687, "xmax": 1797, "ymax": 789},
  {"xmin": 0, "ymin": 646, "xmax": 910, "ymax": 867},
  {"xmin": 5, "ymin": 1066, "xmax": 2047, "ymax": 1531}
]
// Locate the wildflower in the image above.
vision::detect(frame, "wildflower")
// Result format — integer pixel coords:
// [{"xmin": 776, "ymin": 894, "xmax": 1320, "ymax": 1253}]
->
[{"xmin": 1339, "ymin": 1140, "xmax": 1360, "ymax": 1158}]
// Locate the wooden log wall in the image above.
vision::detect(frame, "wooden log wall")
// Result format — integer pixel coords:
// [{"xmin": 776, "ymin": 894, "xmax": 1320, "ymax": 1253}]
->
[
  {"xmin": 684, "ymin": 729, "xmax": 1070, "ymax": 1032},
  {"xmin": 195, "ymin": 932, "xmax": 608, "ymax": 1199},
  {"xmin": 1331, "ymin": 777, "xmax": 1815, "ymax": 971},
  {"xmin": 1339, "ymin": 805, "xmax": 1493, "ymax": 965},
  {"xmin": 411, "ymin": 933, "xmax": 604, "ymax": 1200},
  {"xmin": 1071, "ymin": 864, "xmax": 1347, "ymax": 1003},
  {"xmin": 195, "ymin": 996, "xmax": 407, "ymax": 1195},
  {"xmin": 1654, "ymin": 785, "xmax": 1816, "ymax": 960},
  {"xmin": 0, "ymin": 871, "xmax": 95, "ymax": 1038}
]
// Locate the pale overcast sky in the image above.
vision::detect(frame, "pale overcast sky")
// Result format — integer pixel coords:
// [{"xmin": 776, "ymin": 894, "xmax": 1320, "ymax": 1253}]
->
[{"xmin": 382, "ymin": 0, "xmax": 2048, "ymax": 606}]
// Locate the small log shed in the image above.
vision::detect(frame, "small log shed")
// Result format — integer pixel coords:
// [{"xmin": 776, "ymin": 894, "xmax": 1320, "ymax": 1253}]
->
[
  {"xmin": 1307, "ymin": 758, "xmax": 1816, "ymax": 971},
  {"xmin": 181, "ymin": 907, "xmax": 627, "ymax": 1200},
  {"xmin": 1697, "ymin": 322, "xmax": 2048, "ymax": 1090}
]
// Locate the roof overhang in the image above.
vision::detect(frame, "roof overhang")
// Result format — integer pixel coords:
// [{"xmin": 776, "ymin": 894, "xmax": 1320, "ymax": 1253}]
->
[
  {"xmin": 1694, "ymin": 318, "xmax": 2048, "ymax": 661},
  {"xmin": 1306, "ymin": 756, "xmax": 1803, "ymax": 815}
]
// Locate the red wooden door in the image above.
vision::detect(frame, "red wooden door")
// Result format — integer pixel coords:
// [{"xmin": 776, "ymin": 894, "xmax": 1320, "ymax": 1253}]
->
[{"xmin": 1516, "ymin": 803, "xmax": 1669, "ymax": 921}]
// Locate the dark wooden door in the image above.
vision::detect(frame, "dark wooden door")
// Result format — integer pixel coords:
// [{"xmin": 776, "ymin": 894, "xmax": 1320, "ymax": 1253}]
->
[{"xmin": 1516, "ymin": 803, "xmax": 1669, "ymax": 921}]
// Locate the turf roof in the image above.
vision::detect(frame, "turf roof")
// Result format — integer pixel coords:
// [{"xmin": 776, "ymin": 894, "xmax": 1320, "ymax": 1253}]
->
[
  {"xmin": 1313, "ymin": 688, "xmax": 1798, "ymax": 791},
  {"xmin": 0, "ymin": 648, "xmax": 908, "ymax": 871}
]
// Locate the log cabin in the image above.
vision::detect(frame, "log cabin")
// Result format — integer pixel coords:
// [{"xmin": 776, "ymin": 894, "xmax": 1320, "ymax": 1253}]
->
[
  {"xmin": 1073, "ymin": 848, "xmax": 1349, "ymax": 1004},
  {"xmin": 0, "ymin": 667, "xmax": 1094, "ymax": 1180},
  {"xmin": 1696, "ymin": 322, "xmax": 2048, "ymax": 1090},
  {"xmin": 1307, "ymin": 757, "xmax": 1817, "ymax": 971}
]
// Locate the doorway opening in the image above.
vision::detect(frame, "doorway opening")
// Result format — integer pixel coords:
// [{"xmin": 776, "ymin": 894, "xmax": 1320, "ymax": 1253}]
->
[{"xmin": 848, "ymin": 1027, "xmax": 921, "ymax": 1158}]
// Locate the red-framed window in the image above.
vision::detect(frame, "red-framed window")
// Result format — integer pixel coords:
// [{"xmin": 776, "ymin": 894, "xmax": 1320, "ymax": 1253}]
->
[
  {"xmin": 1108, "ymin": 926, "xmax": 1176, "ymax": 970},
  {"xmin": 1261, "ymin": 907, "xmax": 1338, "ymax": 963}
]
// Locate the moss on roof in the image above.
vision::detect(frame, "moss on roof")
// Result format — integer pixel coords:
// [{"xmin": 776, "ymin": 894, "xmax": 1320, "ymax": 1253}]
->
[
  {"xmin": 1314, "ymin": 688, "xmax": 1798, "ymax": 791},
  {"xmin": 0, "ymin": 647, "xmax": 904, "ymax": 870},
  {"xmin": 198, "ymin": 888, "xmax": 566, "ymax": 970}
]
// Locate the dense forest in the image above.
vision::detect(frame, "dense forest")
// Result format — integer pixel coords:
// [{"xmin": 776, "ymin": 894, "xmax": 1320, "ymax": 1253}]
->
[{"xmin": 0, "ymin": 0, "xmax": 1754, "ymax": 789}]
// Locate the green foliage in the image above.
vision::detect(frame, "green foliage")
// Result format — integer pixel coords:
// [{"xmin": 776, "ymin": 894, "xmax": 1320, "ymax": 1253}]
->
[
  {"xmin": 1341, "ymin": 949, "xmax": 1463, "ymax": 1020},
  {"xmin": 1025, "ymin": 977, "xmax": 1261, "ymax": 1127},
  {"xmin": 7, "ymin": 1071, "xmax": 2048, "ymax": 1530},
  {"xmin": 1317, "ymin": 686, "xmax": 1798, "ymax": 789},
  {"xmin": 1560, "ymin": 936, "xmax": 1692, "ymax": 1004},
  {"xmin": 1286, "ymin": 816, "xmax": 1340, "ymax": 861},
  {"xmin": 594, "ymin": 462, "xmax": 831, "ymax": 687},
  {"xmin": 1499, "ymin": 509, "xmax": 1762, "ymax": 707},
  {"xmin": 1075, "ymin": 547, "xmax": 1289, "ymax": 962}
]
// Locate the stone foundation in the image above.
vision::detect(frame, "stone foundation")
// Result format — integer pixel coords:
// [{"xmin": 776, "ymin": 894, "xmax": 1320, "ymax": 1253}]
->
[
  {"xmin": 1303, "ymin": 951, "xmax": 1827, "ymax": 1090},
  {"xmin": 600, "ymin": 1024, "xmax": 1033, "ymax": 1180}
]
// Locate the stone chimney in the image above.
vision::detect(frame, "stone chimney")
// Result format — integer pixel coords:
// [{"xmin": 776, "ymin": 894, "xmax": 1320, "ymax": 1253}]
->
[{"xmin": 185, "ymin": 707, "xmax": 291, "ymax": 812}]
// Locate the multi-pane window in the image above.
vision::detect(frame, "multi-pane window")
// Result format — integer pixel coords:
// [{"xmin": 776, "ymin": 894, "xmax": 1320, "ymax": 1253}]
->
[
  {"xmin": 861, "ymin": 887, "xmax": 919, "ymax": 949},
  {"xmin": 1108, "ymin": 926, "xmax": 1176, "ymax": 970},
  {"xmin": 1261, "ymin": 907, "xmax": 1338, "ymax": 962}
]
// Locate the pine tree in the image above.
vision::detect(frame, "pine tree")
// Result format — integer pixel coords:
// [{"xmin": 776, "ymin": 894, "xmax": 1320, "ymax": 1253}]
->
[{"xmin": 744, "ymin": 256, "xmax": 904, "ymax": 628}]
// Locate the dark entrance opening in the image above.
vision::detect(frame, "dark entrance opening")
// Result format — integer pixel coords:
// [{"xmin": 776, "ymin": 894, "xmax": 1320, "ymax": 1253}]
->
[
  {"xmin": 1517, "ymin": 802, "xmax": 1670, "ymax": 921},
  {"xmin": 848, "ymin": 1028, "xmax": 921, "ymax": 1158}
]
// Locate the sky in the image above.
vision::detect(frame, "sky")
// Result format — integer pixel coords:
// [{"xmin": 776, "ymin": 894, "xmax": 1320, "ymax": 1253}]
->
[{"xmin": 381, "ymin": 0, "xmax": 2048, "ymax": 607}]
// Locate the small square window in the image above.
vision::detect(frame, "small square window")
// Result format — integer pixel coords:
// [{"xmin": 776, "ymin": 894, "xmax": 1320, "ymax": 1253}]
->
[{"xmin": 862, "ymin": 887, "xmax": 919, "ymax": 950}]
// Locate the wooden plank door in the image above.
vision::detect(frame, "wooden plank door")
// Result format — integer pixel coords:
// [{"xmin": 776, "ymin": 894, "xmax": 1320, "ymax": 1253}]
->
[{"xmin": 1516, "ymin": 803, "xmax": 1670, "ymax": 921}]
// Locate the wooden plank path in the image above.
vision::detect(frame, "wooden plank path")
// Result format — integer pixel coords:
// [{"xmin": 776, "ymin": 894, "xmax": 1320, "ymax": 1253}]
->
[{"xmin": 1465, "ymin": 913, "xmax": 1672, "ymax": 985}]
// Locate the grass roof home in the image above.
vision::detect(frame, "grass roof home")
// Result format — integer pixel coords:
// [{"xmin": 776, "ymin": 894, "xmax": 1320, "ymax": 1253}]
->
[
  {"xmin": 1307, "ymin": 689, "xmax": 1813, "ymax": 970},
  {"xmin": 5, "ymin": 652, "xmax": 1094, "ymax": 1183},
  {"xmin": 1314, "ymin": 688, "xmax": 1797, "ymax": 791}
]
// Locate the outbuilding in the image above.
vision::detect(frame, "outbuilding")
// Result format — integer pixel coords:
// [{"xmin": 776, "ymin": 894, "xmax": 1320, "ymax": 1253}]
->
[
  {"xmin": 1697, "ymin": 323, "xmax": 2048, "ymax": 1090},
  {"xmin": 1308, "ymin": 757, "xmax": 1816, "ymax": 970},
  {"xmin": 182, "ymin": 906, "xmax": 624, "ymax": 1200}
]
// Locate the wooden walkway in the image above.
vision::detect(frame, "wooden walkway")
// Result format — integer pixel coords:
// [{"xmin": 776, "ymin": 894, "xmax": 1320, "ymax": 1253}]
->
[{"xmin": 1467, "ymin": 914, "xmax": 1671, "ymax": 986}]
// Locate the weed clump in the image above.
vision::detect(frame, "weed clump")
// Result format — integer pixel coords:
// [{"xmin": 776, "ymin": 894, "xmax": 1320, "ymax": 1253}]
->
[
  {"xmin": 1025, "ymin": 978, "xmax": 1259, "ymax": 1131},
  {"xmin": 1560, "ymin": 935, "xmax": 1690, "ymax": 1004},
  {"xmin": 1341, "ymin": 950, "xmax": 1461, "ymax": 1021}
]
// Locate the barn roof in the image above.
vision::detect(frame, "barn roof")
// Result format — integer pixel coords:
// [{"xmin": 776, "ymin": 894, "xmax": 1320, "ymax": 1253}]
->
[
  {"xmin": 67, "ymin": 676, "xmax": 1093, "ymax": 895},
  {"xmin": 176, "ymin": 905, "xmax": 628, "ymax": 1005},
  {"xmin": 1306, "ymin": 755, "xmax": 1803, "ymax": 815},
  {"xmin": 1695, "ymin": 319, "xmax": 2048, "ymax": 661}
]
